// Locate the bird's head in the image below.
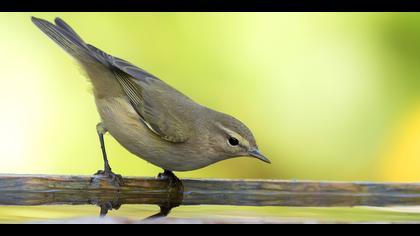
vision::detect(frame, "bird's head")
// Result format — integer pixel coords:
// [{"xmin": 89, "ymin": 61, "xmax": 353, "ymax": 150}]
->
[{"xmin": 207, "ymin": 111, "xmax": 271, "ymax": 164}]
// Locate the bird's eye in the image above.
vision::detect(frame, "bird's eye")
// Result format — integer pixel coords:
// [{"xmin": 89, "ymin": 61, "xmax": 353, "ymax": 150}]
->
[{"xmin": 228, "ymin": 137, "xmax": 239, "ymax": 146}]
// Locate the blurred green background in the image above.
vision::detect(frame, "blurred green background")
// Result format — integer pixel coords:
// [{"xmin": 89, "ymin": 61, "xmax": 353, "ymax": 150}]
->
[{"xmin": 1, "ymin": 12, "xmax": 420, "ymax": 182}]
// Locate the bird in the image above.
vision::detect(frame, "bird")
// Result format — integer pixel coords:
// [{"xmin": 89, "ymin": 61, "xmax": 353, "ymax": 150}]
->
[{"xmin": 31, "ymin": 17, "xmax": 270, "ymax": 187}]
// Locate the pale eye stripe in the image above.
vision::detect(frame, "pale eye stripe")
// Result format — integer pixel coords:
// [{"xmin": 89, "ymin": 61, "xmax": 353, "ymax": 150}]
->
[{"xmin": 217, "ymin": 123, "xmax": 250, "ymax": 148}]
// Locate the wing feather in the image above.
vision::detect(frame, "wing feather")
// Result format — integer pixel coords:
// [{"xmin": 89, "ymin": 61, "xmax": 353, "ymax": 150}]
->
[{"xmin": 114, "ymin": 70, "xmax": 190, "ymax": 143}]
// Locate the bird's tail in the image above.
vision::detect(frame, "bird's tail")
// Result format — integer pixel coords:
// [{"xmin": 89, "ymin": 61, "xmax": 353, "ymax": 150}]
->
[{"xmin": 31, "ymin": 17, "xmax": 94, "ymax": 63}]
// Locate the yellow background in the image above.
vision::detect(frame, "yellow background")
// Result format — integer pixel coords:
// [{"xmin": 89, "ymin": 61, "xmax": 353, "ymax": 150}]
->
[{"xmin": 1, "ymin": 12, "xmax": 420, "ymax": 181}]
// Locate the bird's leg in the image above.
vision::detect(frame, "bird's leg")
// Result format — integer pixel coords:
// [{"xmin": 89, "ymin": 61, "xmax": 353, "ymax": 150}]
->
[{"xmin": 94, "ymin": 122, "xmax": 123, "ymax": 187}]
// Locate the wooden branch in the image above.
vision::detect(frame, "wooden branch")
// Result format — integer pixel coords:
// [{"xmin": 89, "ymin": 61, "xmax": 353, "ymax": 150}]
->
[{"xmin": 1, "ymin": 174, "xmax": 420, "ymax": 207}]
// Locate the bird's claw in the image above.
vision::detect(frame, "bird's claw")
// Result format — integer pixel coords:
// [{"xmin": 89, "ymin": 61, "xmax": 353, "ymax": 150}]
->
[
  {"xmin": 158, "ymin": 170, "xmax": 183, "ymax": 190},
  {"xmin": 94, "ymin": 170, "xmax": 124, "ymax": 187}
]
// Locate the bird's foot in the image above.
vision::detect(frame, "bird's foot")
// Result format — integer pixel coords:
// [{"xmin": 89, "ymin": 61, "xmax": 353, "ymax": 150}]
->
[
  {"xmin": 152, "ymin": 170, "xmax": 183, "ymax": 219},
  {"xmin": 94, "ymin": 169, "xmax": 124, "ymax": 187},
  {"xmin": 158, "ymin": 170, "xmax": 183, "ymax": 190}
]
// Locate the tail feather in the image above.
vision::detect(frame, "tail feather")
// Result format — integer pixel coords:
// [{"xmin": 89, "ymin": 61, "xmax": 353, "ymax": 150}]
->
[
  {"xmin": 31, "ymin": 16, "xmax": 157, "ymax": 83},
  {"xmin": 54, "ymin": 17, "xmax": 86, "ymax": 46},
  {"xmin": 31, "ymin": 17, "xmax": 92, "ymax": 62}
]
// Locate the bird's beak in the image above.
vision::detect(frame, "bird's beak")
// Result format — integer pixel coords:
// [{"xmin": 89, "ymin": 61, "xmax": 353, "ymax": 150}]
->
[{"xmin": 248, "ymin": 148, "xmax": 271, "ymax": 164}]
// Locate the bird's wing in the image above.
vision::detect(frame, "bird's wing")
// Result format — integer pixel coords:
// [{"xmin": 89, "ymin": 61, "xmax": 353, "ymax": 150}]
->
[
  {"xmin": 113, "ymin": 69, "xmax": 191, "ymax": 143},
  {"xmin": 86, "ymin": 45, "xmax": 191, "ymax": 143}
]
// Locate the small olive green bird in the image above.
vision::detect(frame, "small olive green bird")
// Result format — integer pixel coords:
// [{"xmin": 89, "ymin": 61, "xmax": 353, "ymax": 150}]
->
[{"xmin": 32, "ymin": 17, "xmax": 270, "ymax": 186}]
